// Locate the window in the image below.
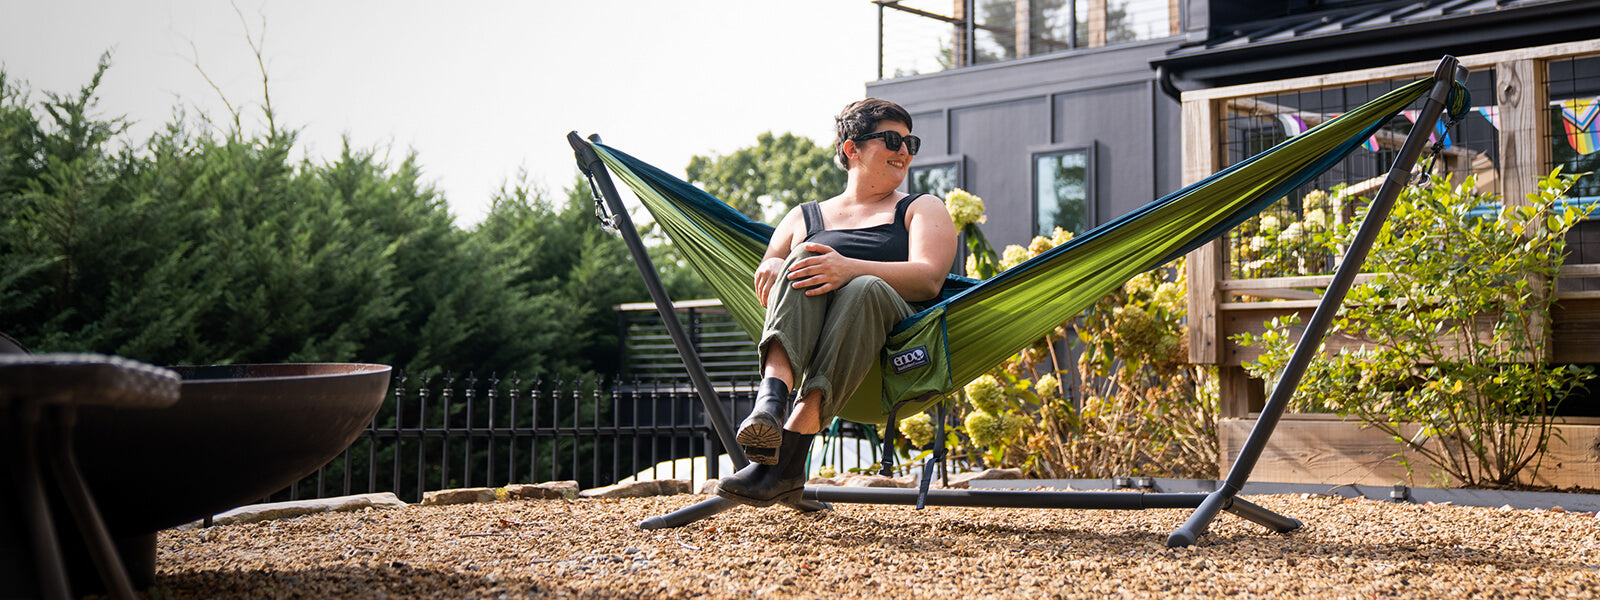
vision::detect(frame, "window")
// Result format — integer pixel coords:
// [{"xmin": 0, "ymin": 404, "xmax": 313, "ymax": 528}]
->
[
  {"xmin": 910, "ymin": 162, "xmax": 962, "ymax": 197},
  {"xmin": 1095, "ymin": 0, "xmax": 1176, "ymax": 46},
  {"xmin": 876, "ymin": 0, "xmax": 1180, "ymax": 79},
  {"xmin": 975, "ymin": 0, "xmax": 1176, "ymax": 63},
  {"xmin": 1034, "ymin": 147, "xmax": 1092, "ymax": 237}
]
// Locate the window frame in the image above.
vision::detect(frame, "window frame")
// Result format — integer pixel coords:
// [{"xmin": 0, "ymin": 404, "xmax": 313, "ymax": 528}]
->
[
  {"xmin": 1029, "ymin": 143, "xmax": 1097, "ymax": 238},
  {"xmin": 905, "ymin": 155, "xmax": 966, "ymax": 198}
]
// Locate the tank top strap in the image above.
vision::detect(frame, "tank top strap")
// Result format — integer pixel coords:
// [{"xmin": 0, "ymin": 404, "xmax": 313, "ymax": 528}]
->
[
  {"xmin": 800, "ymin": 201, "xmax": 824, "ymax": 236},
  {"xmin": 893, "ymin": 193, "xmax": 925, "ymax": 228}
]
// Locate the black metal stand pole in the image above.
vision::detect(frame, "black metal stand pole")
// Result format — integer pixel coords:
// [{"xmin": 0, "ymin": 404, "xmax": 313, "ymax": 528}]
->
[
  {"xmin": 1167, "ymin": 56, "xmax": 1467, "ymax": 548},
  {"xmin": 569, "ymin": 132, "xmax": 748, "ymax": 469},
  {"xmin": 569, "ymin": 134, "xmax": 830, "ymax": 527}
]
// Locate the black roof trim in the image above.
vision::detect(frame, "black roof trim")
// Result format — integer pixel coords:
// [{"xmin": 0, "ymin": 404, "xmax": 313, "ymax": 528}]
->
[{"xmin": 1154, "ymin": 0, "xmax": 1600, "ymax": 84}]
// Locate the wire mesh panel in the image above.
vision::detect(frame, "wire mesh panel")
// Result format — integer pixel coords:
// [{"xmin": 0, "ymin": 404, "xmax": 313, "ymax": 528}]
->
[
  {"xmin": 1220, "ymin": 70, "xmax": 1501, "ymax": 283},
  {"xmin": 1549, "ymin": 55, "xmax": 1600, "ymax": 294},
  {"xmin": 1548, "ymin": 55, "xmax": 1600, "ymax": 200}
]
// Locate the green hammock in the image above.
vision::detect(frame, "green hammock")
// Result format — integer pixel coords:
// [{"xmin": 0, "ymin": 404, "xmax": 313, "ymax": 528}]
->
[{"xmin": 584, "ymin": 75, "xmax": 1468, "ymax": 426}]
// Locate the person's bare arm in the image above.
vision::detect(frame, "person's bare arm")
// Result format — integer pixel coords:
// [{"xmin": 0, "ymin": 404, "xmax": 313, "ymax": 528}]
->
[{"xmin": 755, "ymin": 207, "xmax": 806, "ymax": 307}]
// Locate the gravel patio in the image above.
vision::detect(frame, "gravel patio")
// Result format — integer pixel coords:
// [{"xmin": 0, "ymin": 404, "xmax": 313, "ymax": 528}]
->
[{"xmin": 149, "ymin": 491, "xmax": 1600, "ymax": 599}]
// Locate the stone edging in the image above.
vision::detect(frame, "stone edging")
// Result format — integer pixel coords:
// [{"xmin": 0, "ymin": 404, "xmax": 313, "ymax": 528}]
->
[{"xmin": 177, "ymin": 492, "xmax": 409, "ymax": 528}]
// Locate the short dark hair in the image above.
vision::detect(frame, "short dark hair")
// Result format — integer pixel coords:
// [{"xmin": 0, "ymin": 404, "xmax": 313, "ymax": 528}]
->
[{"xmin": 833, "ymin": 98, "xmax": 913, "ymax": 169}]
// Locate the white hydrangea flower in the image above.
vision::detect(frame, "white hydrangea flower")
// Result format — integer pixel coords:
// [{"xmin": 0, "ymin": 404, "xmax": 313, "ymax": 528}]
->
[
  {"xmin": 898, "ymin": 412, "xmax": 935, "ymax": 447},
  {"xmin": 1125, "ymin": 272, "xmax": 1156, "ymax": 296},
  {"xmin": 1000, "ymin": 245, "xmax": 1032, "ymax": 271},
  {"xmin": 1050, "ymin": 227, "xmax": 1074, "ymax": 247},
  {"xmin": 1280, "ymin": 222, "xmax": 1304, "ymax": 243},
  {"xmin": 1035, "ymin": 374, "xmax": 1060, "ymax": 399},
  {"xmin": 964, "ymin": 374, "xmax": 1005, "ymax": 414},
  {"xmin": 1259, "ymin": 215, "xmax": 1282, "ymax": 234},
  {"xmin": 1305, "ymin": 209, "xmax": 1328, "ymax": 229},
  {"xmin": 946, "ymin": 188, "xmax": 987, "ymax": 230}
]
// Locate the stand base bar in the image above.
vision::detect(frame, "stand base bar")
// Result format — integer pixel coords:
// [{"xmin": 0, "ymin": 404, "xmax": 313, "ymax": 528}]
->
[
  {"xmin": 1226, "ymin": 496, "xmax": 1303, "ymax": 533},
  {"xmin": 637, "ymin": 495, "xmax": 833, "ymax": 530},
  {"xmin": 807, "ymin": 486, "xmax": 1210, "ymax": 510},
  {"xmin": 1166, "ymin": 488, "xmax": 1304, "ymax": 547},
  {"xmin": 636, "ymin": 487, "xmax": 1301, "ymax": 539}
]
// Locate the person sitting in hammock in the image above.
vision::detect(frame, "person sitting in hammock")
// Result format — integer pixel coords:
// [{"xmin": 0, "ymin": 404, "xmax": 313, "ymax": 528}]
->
[{"xmin": 716, "ymin": 98, "xmax": 958, "ymax": 506}]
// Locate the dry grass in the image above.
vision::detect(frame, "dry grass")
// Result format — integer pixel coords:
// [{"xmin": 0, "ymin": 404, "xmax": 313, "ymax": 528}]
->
[{"xmin": 153, "ymin": 493, "xmax": 1600, "ymax": 599}]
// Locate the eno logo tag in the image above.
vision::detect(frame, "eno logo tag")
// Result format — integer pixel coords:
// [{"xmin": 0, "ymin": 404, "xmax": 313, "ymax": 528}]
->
[{"xmin": 889, "ymin": 345, "xmax": 931, "ymax": 374}]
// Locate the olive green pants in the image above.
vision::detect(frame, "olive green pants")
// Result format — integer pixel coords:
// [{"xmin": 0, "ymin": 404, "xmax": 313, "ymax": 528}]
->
[{"xmin": 759, "ymin": 250, "xmax": 915, "ymax": 423}]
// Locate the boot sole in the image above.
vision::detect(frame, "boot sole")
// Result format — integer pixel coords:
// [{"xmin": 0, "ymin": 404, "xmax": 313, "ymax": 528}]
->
[
  {"xmin": 742, "ymin": 445, "xmax": 777, "ymax": 465},
  {"xmin": 736, "ymin": 417, "xmax": 783, "ymax": 465}
]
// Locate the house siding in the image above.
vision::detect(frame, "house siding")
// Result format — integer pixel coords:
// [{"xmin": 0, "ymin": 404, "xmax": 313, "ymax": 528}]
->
[{"xmin": 868, "ymin": 41, "xmax": 1184, "ymax": 249}]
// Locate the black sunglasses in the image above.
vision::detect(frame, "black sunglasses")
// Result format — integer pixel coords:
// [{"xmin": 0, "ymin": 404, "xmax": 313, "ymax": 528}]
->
[{"xmin": 852, "ymin": 130, "xmax": 921, "ymax": 155}]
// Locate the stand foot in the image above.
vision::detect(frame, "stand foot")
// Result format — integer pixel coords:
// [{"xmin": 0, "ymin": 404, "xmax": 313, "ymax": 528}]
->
[
  {"xmin": 1225, "ymin": 496, "xmax": 1303, "ymax": 533},
  {"xmin": 638, "ymin": 497, "xmax": 740, "ymax": 530},
  {"xmin": 1166, "ymin": 529, "xmax": 1199, "ymax": 549},
  {"xmin": 636, "ymin": 493, "xmax": 833, "ymax": 530},
  {"xmin": 1167, "ymin": 489, "xmax": 1232, "ymax": 548},
  {"xmin": 784, "ymin": 498, "xmax": 830, "ymax": 513},
  {"xmin": 1168, "ymin": 488, "xmax": 1302, "ymax": 547}
]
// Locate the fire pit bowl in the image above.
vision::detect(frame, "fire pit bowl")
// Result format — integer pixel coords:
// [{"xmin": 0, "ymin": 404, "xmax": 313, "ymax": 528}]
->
[{"xmin": 74, "ymin": 363, "xmax": 392, "ymax": 535}]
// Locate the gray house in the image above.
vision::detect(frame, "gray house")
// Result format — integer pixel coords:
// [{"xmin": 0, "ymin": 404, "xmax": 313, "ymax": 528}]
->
[
  {"xmin": 864, "ymin": 1, "xmax": 1600, "ymax": 488},
  {"xmin": 868, "ymin": 0, "xmax": 1600, "ymax": 251}
]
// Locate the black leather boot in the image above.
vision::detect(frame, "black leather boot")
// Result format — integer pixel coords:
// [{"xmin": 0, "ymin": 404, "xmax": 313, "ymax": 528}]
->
[
  {"xmin": 736, "ymin": 377, "xmax": 790, "ymax": 465},
  {"xmin": 716, "ymin": 429, "xmax": 815, "ymax": 507}
]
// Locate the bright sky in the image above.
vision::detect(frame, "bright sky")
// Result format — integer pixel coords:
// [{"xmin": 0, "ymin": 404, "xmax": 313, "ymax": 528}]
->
[{"xmin": 0, "ymin": 0, "xmax": 882, "ymax": 225}]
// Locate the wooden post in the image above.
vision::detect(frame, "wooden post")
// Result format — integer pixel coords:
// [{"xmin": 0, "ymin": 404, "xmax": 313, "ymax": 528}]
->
[
  {"xmin": 1184, "ymin": 96, "xmax": 1223, "ymax": 365},
  {"xmin": 1182, "ymin": 95, "xmax": 1249, "ymax": 418},
  {"xmin": 1015, "ymin": 0, "xmax": 1031, "ymax": 58},
  {"xmin": 953, "ymin": 0, "xmax": 970, "ymax": 68},
  {"xmin": 1497, "ymin": 58, "xmax": 1548, "ymax": 209},
  {"xmin": 1497, "ymin": 57, "xmax": 1553, "ymax": 358},
  {"xmin": 1087, "ymin": 0, "xmax": 1107, "ymax": 47}
]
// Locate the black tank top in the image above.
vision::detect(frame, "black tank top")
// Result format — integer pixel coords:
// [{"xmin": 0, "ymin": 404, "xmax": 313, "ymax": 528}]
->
[{"xmin": 800, "ymin": 194, "xmax": 922, "ymax": 263}]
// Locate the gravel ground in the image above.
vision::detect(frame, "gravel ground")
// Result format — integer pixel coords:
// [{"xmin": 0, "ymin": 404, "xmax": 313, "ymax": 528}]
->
[{"xmin": 152, "ymin": 492, "xmax": 1600, "ymax": 599}]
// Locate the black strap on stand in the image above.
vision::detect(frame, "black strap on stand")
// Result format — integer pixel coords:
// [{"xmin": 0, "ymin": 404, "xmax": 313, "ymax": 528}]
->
[
  {"xmin": 914, "ymin": 400, "xmax": 948, "ymax": 510},
  {"xmin": 570, "ymin": 55, "xmax": 1465, "ymax": 544},
  {"xmin": 877, "ymin": 398, "xmax": 915, "ymax": 477}
]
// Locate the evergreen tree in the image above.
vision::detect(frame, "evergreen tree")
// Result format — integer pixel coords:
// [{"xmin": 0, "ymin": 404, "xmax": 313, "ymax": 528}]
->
[
  {"xmin": 0, "ymin": 60, "xmax": 660, "ymax": 380},
  {"xmin": 472, "ymin": 175, "xmax": 648, "ymax": 377}
]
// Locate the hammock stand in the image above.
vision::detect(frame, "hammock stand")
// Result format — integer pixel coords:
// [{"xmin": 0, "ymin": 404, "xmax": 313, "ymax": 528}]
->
[{"xmin": 569, "ymin": 56, "xmax": 1467, "ymax": 547}]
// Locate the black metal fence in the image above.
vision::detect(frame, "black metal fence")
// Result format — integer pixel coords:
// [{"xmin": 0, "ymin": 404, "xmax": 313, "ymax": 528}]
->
[{"xmin": 267, "ymin": 374, "xmax": 884, "ymax": 504}]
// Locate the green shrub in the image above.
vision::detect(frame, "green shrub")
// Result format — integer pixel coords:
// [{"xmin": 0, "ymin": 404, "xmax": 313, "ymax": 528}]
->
[
  {"xmin": 899, "ymin": 193, "xmax": 1218, "ymax": 479},
  {"xmin": 1236, "ymin": 169, "xmax": 1595, "ymax": 489}
]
